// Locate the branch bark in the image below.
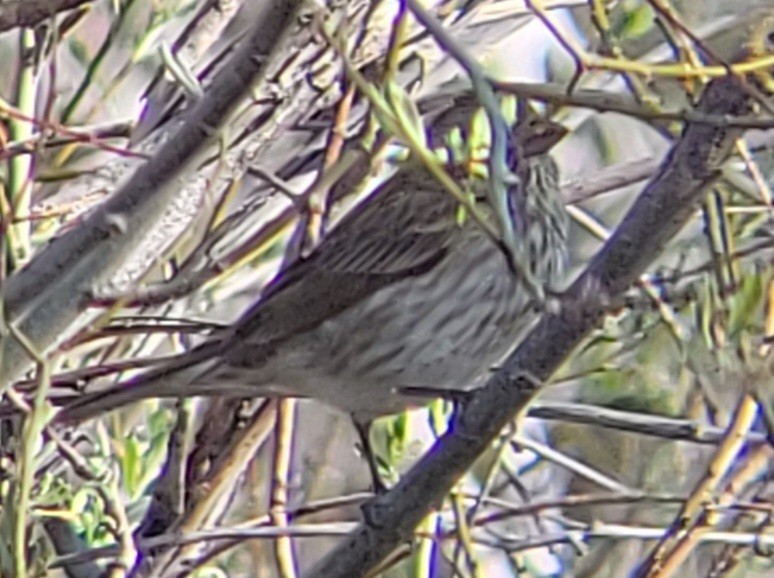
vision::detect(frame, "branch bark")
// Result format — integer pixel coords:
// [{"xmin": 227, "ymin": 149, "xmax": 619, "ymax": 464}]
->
[
  {"xmin": 0, "ymin": 0, "xmax": 92, "ymax": 33},
  {"xmin": 0, "ymin": 0, "xmax": 314, "ymax": 388}
]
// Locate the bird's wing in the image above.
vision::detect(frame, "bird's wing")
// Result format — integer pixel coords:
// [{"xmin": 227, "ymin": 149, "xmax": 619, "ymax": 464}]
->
[
  {"xmin": 228, "ymin": 166, "xmax": 461, "ymax": 351},
  {"xmin": 315, "ymin": 167, "xmax": 460, "ymax": 275}
]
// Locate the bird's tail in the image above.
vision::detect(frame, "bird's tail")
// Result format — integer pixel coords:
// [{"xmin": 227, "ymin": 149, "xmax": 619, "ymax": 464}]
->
[{"xmin": 52, "ymin": 341, "xmax": 256, "ymax": 423}]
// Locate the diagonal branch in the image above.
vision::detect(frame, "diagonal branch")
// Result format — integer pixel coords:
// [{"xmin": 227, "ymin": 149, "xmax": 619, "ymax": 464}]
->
[
  {"xmin": 305, "ymin": 75, "xmax": 758, "ymax": 578},
  {"xmin": 0, "ymin": 0, "xmax": 92, "ymax": 33},
  {"xmin": 0, "ymin": 0, "xmax": 317, "ymax": 389}
]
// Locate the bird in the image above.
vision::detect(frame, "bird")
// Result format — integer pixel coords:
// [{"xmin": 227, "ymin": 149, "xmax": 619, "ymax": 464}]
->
[{"xmin": 54, "ymin": 103, "xmax": 570, "ymax": 435}]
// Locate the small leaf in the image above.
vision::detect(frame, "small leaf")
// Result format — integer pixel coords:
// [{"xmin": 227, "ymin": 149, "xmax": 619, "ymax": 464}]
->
[
  {"xmin": 467, "ymin": 107, "xmax": 491, "ymax": 165},
  {"xmin": 67, "ymin": 39, "xmax": 89, "ymax": 65},
  {"xmin": 122, "ymin": 435, "xmax": 140, "ymax": 495},
  {"xmin": 620, "ymin": 3, "xmax": 655, "ymax": 39},
  {"xmin": 728, "ymin": 269, "xmax": 765, "ymax": 337}
]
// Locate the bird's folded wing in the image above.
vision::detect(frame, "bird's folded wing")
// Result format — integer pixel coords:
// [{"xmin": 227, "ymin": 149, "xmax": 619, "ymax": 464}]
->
[{"xmin": 230, "ymin": 166, "xmax": 461, "ymax": 349}]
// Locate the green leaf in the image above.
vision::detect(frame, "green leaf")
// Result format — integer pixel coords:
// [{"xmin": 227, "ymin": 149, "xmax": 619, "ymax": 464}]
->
[
  {"xmin": 620, "ymin": 2, "xmax": 655, "ymax": 39},
  {"xmin": 67, "ymin": 39, "xmax": 89, "ymax": 65},
  {"xmin": 428, "ymin": 398, "xmax": 451, "ymax": 438},
  {"xmin": 122, "ymin": 435, "xmax": 140, "ymax": 495},
  {"xmin": 467, "ymin": 107, "xmax": 491, "ymax": 168},
  {"xmin": 728, "ymin": 269, "xmax": 765, "ymax": 337}
]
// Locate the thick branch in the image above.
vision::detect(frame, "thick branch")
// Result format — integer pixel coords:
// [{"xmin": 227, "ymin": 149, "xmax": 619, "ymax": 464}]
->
[
  {"xmin": 0, "ymin": 0, "xmax": 92, "ymax": 33},
  {"xmin": 0, "ymin": 0, "xmax": 314, "ymax": 388},
  {"xmin": 306, "ymin": 76, "xmax": 756, "ymax": 578}
]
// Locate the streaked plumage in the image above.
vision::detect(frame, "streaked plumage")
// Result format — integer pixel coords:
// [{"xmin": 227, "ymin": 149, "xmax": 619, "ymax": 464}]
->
[{"xmin": 61, "ymin": 113, "xmax": 569, "ymax": 424}]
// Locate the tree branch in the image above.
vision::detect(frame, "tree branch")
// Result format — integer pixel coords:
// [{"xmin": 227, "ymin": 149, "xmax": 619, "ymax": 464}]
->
[
  {"xmin": 0, "ymin": 0, "xmax": 92, "ymax": 33},
  {"xmin": 305, "ymin": 75, "xmax": 757, "ymax": 578},
  {"xmin": 0, "ymin": 0, "xmax": 313, "ymax": 389}
]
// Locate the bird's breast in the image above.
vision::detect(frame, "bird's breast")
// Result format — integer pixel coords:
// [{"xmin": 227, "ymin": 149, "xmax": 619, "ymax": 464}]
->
[{"xmin": 269, "ymin": 229, "xmax": 542, "ymax": 417}]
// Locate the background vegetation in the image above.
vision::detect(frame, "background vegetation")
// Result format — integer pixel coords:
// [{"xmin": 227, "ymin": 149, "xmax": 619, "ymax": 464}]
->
[{"xmin": 2, "ymin": 1, "xmax": 774, "ymax": 577}]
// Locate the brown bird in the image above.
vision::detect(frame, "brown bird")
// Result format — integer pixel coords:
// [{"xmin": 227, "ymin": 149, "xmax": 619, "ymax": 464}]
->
[{"xmin": 57, "ymin": 105, "xmax": 569, "ymax": 432}]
